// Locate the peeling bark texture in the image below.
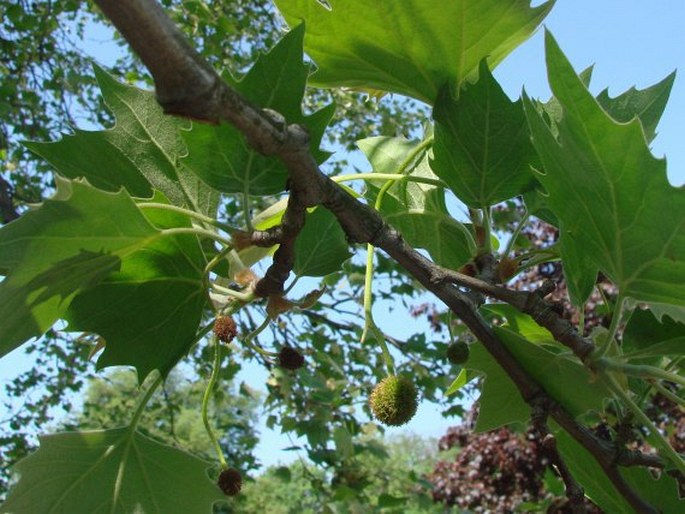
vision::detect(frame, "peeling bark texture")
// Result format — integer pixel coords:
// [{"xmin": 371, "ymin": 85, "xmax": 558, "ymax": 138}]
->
[{"xmin": 93, "ymin": 1, "xmax": 662, "ymax": 511}]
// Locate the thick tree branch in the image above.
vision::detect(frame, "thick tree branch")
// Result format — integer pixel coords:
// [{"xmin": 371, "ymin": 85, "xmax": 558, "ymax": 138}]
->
[{"xmin": 94, "ymin": 1, "xmax": 660, "ymax": 511}]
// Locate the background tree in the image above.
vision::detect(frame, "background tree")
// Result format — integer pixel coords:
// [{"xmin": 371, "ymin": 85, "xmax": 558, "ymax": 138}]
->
[{"xmin": 63, "ymin": 368, "xmax": 260, "ymax": 472}]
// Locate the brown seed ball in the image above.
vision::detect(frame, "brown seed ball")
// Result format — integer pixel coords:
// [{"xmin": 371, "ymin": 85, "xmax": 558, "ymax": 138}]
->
[
  {"xmin": 278, "ymin": 346, "xmax": 305, "ymax": 370},
  {"xmin": 217, "ymin": 467, "xmax": 242, "ymax": 496},
  {"xmin": 214, "ymin": 315, "xmax": 237, "ymax": 343},
  {"xmin": 446, "ymin": 341, "xmax": 470, "ymax": 365},
  {"xmin": 369, "ymin": 375, "xmax": 418, "ymax": 427}
]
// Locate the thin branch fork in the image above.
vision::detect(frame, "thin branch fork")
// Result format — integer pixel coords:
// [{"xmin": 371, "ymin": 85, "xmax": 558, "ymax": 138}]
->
[{"xmin": 93, "ymin": 1, "xmax": 660, "ymax": 511}]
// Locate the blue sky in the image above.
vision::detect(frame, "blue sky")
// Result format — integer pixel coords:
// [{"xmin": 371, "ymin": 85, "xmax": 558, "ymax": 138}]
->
[{"xmin": 1, "ymin": 0, "xmax": 684, "ymax": 470}]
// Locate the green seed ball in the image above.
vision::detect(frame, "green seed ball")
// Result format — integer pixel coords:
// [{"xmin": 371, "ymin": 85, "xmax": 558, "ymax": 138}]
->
[
  {"xmin": 446, "ymin": 341, "xmax": 470, "ymax": 365},
  {"xmin": 369, "ymin": 375, "xmax": 418, "ymax": 427}
]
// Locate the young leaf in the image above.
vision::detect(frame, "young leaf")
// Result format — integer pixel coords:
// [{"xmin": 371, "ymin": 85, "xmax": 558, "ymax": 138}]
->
[
  {"xmin": 25, "ymin": 66, "xmax": 218, "ymax": 216},
  {"xmin": 0, "ymin": 181, "xmax": 158, "ymax": 358},
  {"xmin": 182, "ymin": 24, "xmax": 334, "ymax": 196},
  {"xmin": 1, "ymin": 429, "xmax": 224, "ymax": 514},
  {"xmin": 358, "ymin": 135, "xmax": 475, "ymax": 269},
  {"xmin": 523, "ymin": 32, "xmax": 685, "ymax": 307},
  {"xmin": 432, "ymin": 60, "xmax": 538, "ymax": 208},
  {"xmin": 294, "ymin": 207, "xmax": 351, "ymax": 277},
  {"xmin": 274, "ymin": 0, "xmax": 554, "ymax": 103}
]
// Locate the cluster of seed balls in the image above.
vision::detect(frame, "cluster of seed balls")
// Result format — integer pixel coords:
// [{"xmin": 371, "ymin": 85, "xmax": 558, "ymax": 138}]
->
[
  {"xmin": 214, "ymin": 315, "xmax": 305, "ymax": 371},
  {"xmin": 213, "ymin": 315, "xmax": 470, "ymax": 494},
  {"xmin": 212, "ymin": 315, "xmax": 307, "ymax": 496}
]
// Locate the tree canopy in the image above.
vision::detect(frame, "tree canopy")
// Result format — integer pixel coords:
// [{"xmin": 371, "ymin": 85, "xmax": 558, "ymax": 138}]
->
[{"xmin": 1, "ymin": 1, "xmax": 685, "ymax": 513}]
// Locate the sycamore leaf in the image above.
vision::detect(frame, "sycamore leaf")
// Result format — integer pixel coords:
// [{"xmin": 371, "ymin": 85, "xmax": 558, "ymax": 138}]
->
[
  {"xmin": 597, "ymin": 72, "xmax": 675, "ymax": 143},
  {"xmin": 182, "ymin": 24, "xmax": 334, "ymax": 195},
  {"xmin": 0, "ymin": 181, "xmax": 157, "ymax": 358},
  {"xmin": 559, "ymin": 231, "xmax": 597, "ymax": 306},
  {"xmin": 24, "ymin": 66, "xmax": 218, "ymax": 216},
  {"xmin": 358, "ymin": 136, "xmax": 475, "ymax": 269},
  {"xmin": 555, "ymin": 429, "xmax": 683, "ymax": 514},
  {"xmin": 622, "ymin": 307, "xmax": 685, "ymax": 359},
  {"xmin": 0, "ymin": 183, "xmax": 207, "ymax": 378},
  {"xmin": 523, "ymin": 32, "xmax": 685, "ymax": 307},
  {"xmin": 1, "ymin": 429, "xmax": 224, "ymax": 514},
  {"xmin": 481, "ymin": 304, "xmax": 557, "ymax": 347},
  {"xmin": 432, "ymin": 60, "xmax": 538, "ymax": 208},
  {"xmin": 467, "ymin": 341, "xmax": 528, "ymax": 431},
  {"xmin": 66, "ymin": 192, "xmax": 207, "ymax": 380},
  {"xmin": 467, "ymin": 327, "xmax": 609, "ymax": 432},
  {"xmin": 274, "ymin": 0, "xmax": 554, "ymax": 104},
  {"xmin": 294, "ymin": 207, "xmax": 351, "ymax": 277}
]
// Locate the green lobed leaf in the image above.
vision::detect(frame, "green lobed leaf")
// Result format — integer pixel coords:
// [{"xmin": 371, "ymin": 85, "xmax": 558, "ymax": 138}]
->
[
  {"xmin": 597, "ymin": 72, "xmax": 675, "ymax": 143},
  {"xmin": 467, "ymin": 341, "xmax": 528, "ymax": 431},
  {"xmin": 182, "ymin": 24, "xmax": 334, "ymax": 196},
  {"xmin": 622, "ymin": 307, "xmax": 685, "ymax": 358},
  {"xmin": 431, "ymin": 60, "xmax": 538, "ymax": 208},
  {"xmin": 555, "ymin": 429, "xmax": 683, "ymax": 513},
  {"xmin": 66, "ymin": 191, "xmax": 207, "ymax": 379},
  {"xmin": 293, "ymin": 206, "xmax": 351, "ymax": 277},
  {"xmin": 537, "ymin": 69, "xmax": 674, "ymax": 306},
  {"xmin": 523, "ymin": 32, "xmax": 685, "ymax": 307},
  {"xmin": 0, "ymin": 180, "xmax": 157, "ymax": 358},
  {"xmin": 358, "ymin": 135, "xmax": 475, "ymax": 269},
  {"xmin": 24, "ymin": 65, "xmax": 219, "ymax": 216},
  {"xmin": 481, "ymin": 304, "xmax": 557, "ymax": 347},
  {"xmin": 1, "ymin": 428, "xmax": 224, "ymax": 514},
  {"xmin": 559, "ymin": 230, "xmax": 597, "ymax": 306},
  {"xmin": 274, "ymin": 0, "xmax": 554, "ymax": 104},
  {"xmin": 467, "ymin": 327, "xmax": 609, "ymax": 432}
]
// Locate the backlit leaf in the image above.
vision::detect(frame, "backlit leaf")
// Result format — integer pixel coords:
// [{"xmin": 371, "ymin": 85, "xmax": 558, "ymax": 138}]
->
[
  {"xmin": 2, "ymin": 429, "xmax": 224, "ymax": 514},
  {"xmin": 274, "ymin": 0, "xmax": 554, "ymax": 103},
  {"xmin": 294, "ymin": 207, "xmax": 351, "ymax": 277},
  {"xmin": 432, "ymin": 60, "xmax": 538, "ymax": 208},
  {"xmin": 25, "ymin": 66, "xmax": 219, "ymax": 216},
  {"xmin": 359, "ymin": 135, "xmax": 475, "ymax": 269},
  {"xmin": 66, "ymin": 192, "xmax": 207, "ymax": 379},
  {"xmin": 182, "ymin": 24, "xmax": 334, "ymax": 196},
  {"xmin": 523, "ymin": 32, "xmax": 685, "ymax": 307},
  {"xmin": 467, "ymin": 327, "xmax": 609, "ymax": 432},
  {"xmin": 0, "ymin": 180, "xmax": 158, "ymax": 358}
]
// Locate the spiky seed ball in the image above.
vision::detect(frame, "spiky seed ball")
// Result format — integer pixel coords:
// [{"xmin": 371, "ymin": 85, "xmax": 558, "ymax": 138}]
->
[
  {"xmin": 214, "ymin": 315, "xmax": 237, "ymax": 343},
  {"xmin": 446, "ymin": 341, "xmax": 470, "ymax": 365},
  {"xmin": 217, "ymin": 467, "xmax": 242, "ymax": 496},
  {"xmin": 369, "ymin": 375, "xmax": 418, "ymax": 427},
  {"xmin": 278, "ymin": 346, "xmax": 305, "ymax": 370}
]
